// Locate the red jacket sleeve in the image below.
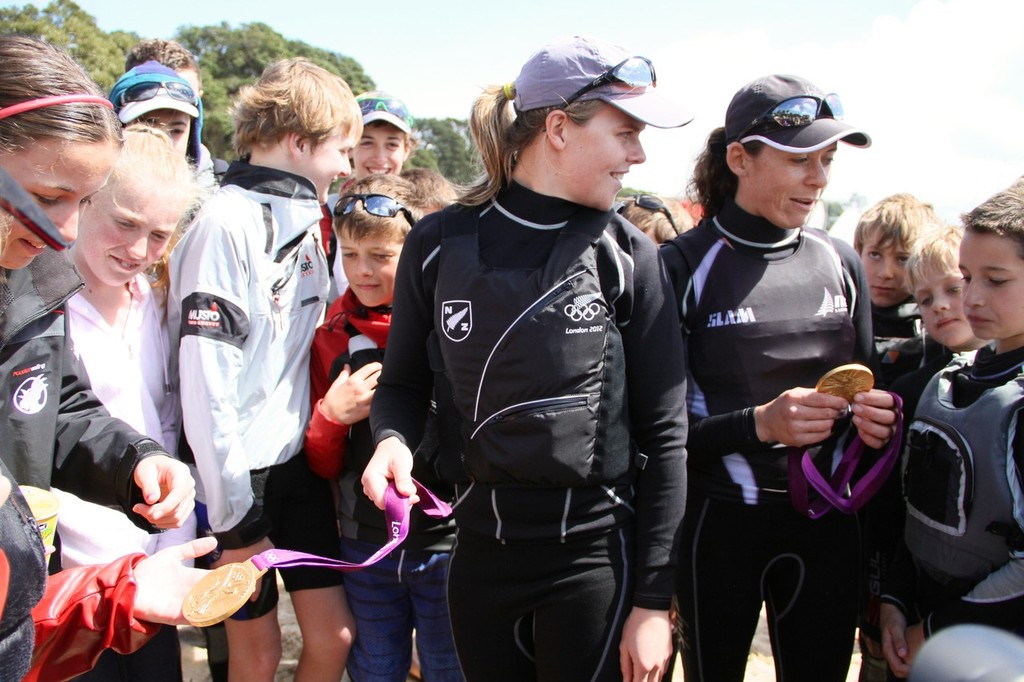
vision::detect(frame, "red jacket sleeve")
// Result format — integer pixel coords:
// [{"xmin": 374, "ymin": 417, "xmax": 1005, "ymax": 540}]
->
[
  {"xmin": 305, "ymin": 400, "xmax": 350, "ymax": 479},
  {"xmin": 26, "ymin": 554, "xmax": 160, "ymax": 682}
]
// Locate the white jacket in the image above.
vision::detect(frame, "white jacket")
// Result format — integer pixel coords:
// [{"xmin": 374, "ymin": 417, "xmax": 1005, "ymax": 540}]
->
[{"xmin": 169, "ymin": 163, "xmax": 329, "ymax": 541}]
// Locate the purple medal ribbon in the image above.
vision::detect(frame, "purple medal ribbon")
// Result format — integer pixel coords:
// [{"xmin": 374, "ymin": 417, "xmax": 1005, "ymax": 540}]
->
[
  {"xmin": 789, "ymin": 393, "xmax": 904, "ymax": 519},
  {"xmin": 251, "ymin": 478, "xmax": 451, "ymax": 572}
]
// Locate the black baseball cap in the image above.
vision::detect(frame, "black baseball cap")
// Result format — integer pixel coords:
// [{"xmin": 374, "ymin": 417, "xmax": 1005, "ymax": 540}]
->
[{"xmin": 724, "ymin": 74, "xmax": 870, "ymax": 152}]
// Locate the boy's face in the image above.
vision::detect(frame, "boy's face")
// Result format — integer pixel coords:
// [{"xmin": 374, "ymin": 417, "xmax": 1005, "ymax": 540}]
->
[
  {"xmin": 134, "ymin": 110, "xmax": 192, "ymax": 158},
  {"xmin": 960, "ymin": 230, "xmax": 1024, "ymax": 354},
  {"xmin": 338, "ymin": 228, "xmax": 403, "ymax": 308},
  {"xmin": 296, "ymin": 131, "xmax": 357, "ymax": 203},
  {"xmin": 913, "ymin": 266, "xmax": 984, "ymax": 352},
  {"xmin": 352, "ymin": 123, "xmax": 411, "ymax": 179},
  {"xmin": 860, "ymin": 235, "xmax": 913, "ymax": 308}
]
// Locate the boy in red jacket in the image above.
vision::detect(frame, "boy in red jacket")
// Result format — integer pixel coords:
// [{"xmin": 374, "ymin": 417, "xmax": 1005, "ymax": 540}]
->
[{"xmin": 306, "ymin": 173, "xmax": 462, "ymax": 681}]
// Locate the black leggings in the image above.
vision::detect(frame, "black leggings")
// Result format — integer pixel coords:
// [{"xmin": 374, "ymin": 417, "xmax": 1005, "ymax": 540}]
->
[
  {"xmin": 676, "ymin": 491, "xmax": 859, "ymax": 682},
  {"xmin": 447, "ymin": 527, "xmax": 633, "ymax": 682}
]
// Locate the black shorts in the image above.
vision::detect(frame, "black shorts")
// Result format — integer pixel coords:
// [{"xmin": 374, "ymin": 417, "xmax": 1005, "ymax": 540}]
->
[{"xmin": 198, "ymin": 454, "xmax": 344, "ymax": 620}]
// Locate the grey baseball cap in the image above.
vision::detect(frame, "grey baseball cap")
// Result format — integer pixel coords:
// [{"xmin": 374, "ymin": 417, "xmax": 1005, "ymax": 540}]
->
[
  {"xmin": 512, "ymin": 35, "xmax": 692, "ymax": 129},
  {"xmin": 725, "ymin": 74, "xmax": 871, "ymax": 152}
]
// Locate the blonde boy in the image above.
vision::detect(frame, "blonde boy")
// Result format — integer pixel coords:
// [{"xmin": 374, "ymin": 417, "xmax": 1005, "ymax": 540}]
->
[
  {"xmin": 854, "ymin": 193, "xmax": 941, "ymax": 387},
  {"xmin": 169, "ymin": 58, "xmax": 361, "ymax": 682},
  {"xmin": 907, "ymin": 226, "xmax": 988, "ymax": 358}
]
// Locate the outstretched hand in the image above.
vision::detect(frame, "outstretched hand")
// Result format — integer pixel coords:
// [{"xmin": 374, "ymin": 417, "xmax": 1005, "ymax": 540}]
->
[{"xmin": 132, "ymin": 536, "xmax": 218, "ymax": 624}]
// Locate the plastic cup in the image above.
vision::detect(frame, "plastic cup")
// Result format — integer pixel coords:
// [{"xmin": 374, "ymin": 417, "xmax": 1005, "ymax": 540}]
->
[{"xmin": 19, "ymin": 485, "xmax": 59, "ymax": 555}]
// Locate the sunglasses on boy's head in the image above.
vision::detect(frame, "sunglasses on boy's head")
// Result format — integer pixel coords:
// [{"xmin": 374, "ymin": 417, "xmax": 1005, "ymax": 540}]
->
[
  {"xmin": 734, "ymin": 93, "xmax": 844, "ymax": 142},
  {"xmin": 117, "ymin": 80, "xmax": 197, "ymax": 108},
  {"xmin": 621, "ymin": 194, "xmax": 680, "ymax": 235},
  {"xmin": 563, "ymin": 56, "xmax": 656, "ymax": 108},
  {"xmin": 358, "ymin": 96, "xmax": 413, "ymax": 127},
  {"xmin": 334, "ymin": 193, "xmax": 415, "ymax": 227}
]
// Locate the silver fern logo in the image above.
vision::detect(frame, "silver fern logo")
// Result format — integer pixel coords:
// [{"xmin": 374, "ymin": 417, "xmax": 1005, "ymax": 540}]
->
[
  {"xmin": 815, "ymin": 288, "xmax": 849, "ymax": 316},
  {"xmin": 441, "ymin": 300, "xmax": 472, "ymax": 342}
]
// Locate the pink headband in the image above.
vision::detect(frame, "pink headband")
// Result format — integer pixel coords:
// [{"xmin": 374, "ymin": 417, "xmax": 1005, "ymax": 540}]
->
[{"xmin": 0, "ymin": 94, "xmax": 114, "ymax": 121}]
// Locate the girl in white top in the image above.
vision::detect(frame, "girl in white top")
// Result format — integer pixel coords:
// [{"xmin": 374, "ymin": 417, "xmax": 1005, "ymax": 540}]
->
[{"xmin": 60, "ymin": 126, "xmax": 202, "ymax": 565}]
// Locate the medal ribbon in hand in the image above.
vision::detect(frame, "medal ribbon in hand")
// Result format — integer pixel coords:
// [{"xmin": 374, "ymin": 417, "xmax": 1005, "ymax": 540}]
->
[{"xmin": 183, "ymin": 479, "xmax": 450, "ymax": 627}]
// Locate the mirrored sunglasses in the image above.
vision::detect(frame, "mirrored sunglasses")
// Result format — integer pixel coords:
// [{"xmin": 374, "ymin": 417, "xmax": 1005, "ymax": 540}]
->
[
  {"xmin": 563, "ymin": 56, "xmax": 656, "ymax": 108},
  {"xmin": 735, "ymin": 94, "xmax": 844, "ymax": 141},
  {"xmin": 621, "ymin": 194, "xmax": 680, "ymax": 235},
  {"xmin": 117, "ymin": 80, "xmax": 197, "ymax": 108},
  {"xmin": 334, "ymin": 193, "xmax": 415, "ymax": 227}
]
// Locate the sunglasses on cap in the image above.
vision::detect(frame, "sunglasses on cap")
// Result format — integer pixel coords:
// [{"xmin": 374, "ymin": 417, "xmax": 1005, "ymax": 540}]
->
[
  {"xmin": 735, "ymin": 94, "xmax": 844, "ymax": 142},
  {"xmin": 334, "ymin": 193, "xmax": 415, "ymax": 227},
  {"xmin": 358, "ymin": 96, "xmax": 414, "ymax": 127},
  {"xmin": 620, "ymin": 194, "xmax": 680, "ymax": 235},
  {"xmin": 116, "ymin": 80, "xmax": 197, "ymax": 108},
  {"xmin": 563, "ymin": 56, "xmax": 656, "ymax": 108}
]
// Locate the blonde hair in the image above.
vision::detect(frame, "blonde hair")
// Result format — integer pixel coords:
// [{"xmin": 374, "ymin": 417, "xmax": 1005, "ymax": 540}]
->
[
  {"xmin": 619, "ymin": 195, "xmax": 693, "ymax": 244},
  {"xmin": 906, "ymin": 224, "xmax": 964, "ymax": 291},
  {"xmin": 401, "ymin": 167, "xmax": 459, "ymax": 214},
  {"xmin": 105, "ymin": 126, "xmax": 203, "ymax": 291},
  {"xmin": 853, "ymin": 193, "xmax": 939, "ymax": 253},
  {"xmin": 459, "ymin": 85, "xmax": 602, "ymax": 207},
  {"xmin": 334, "ymin": 175, "xmax": 422, "ymax": 244},
  {"xmin": 232, "ymin": 58, "xmax": 362, "ymax": 158},
  {"xmin": 0, "ymin": 35, "xmax": 122, "ymax": 154}
]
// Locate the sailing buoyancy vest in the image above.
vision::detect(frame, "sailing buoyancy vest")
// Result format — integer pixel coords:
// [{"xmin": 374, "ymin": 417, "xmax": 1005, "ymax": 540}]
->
[
  {"xmin": 430, "ymin": 206, "xmax": 634, "ymax": 487},
  {"xmin": 667, "ymin": 222, "xmax": 857, "ymax": 501},
  {"xmin": 903, "ymin": 356, "xmax": 1024, "ymax": 582}
]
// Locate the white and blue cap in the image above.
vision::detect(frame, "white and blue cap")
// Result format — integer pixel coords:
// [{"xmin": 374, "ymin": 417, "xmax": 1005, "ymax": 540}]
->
[{"xmin": 511, "ymin": 35, "xmax": 692, "ymax": 129}]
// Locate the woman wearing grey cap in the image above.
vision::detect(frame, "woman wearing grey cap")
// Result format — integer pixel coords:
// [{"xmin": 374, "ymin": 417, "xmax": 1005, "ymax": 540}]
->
[
  {"xmin": 361, "ymin": 35, "xmax": 690, "ymax": 681},
  {"xmin": 661, "ymin": 74, "xmax": 898, "ymax": 681}
]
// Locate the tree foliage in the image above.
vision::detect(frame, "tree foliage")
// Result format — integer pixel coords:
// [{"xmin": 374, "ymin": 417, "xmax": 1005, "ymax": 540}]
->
[
  {"xmin": 0, "ymin": 1, "xmax": 477, "ymax": 181},
  {"xmin": 408, "ymin": 117, "xmax": 480, "ymax": 186},
  {"xmin": 0, "ymin": 0, "xmax": 136, "ymax": 90}
]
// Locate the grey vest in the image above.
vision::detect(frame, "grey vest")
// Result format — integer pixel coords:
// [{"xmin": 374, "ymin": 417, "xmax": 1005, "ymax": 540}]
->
[{"xmin": 903, "ymin": 356, "xmax": 1024, "ymax": 582}]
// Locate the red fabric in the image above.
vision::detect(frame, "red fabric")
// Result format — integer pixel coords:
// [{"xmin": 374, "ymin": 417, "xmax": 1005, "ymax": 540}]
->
[
  {"xmin": 26, "ymin": 554, "xmax": 159, "ymax": 682},
  {"xmin": 305, "ymin": 289, "xmax": 391, "ymax": 479},
  {"xmin": 318, "ymin": 204, "xmax": 333, "ymax": 255}
]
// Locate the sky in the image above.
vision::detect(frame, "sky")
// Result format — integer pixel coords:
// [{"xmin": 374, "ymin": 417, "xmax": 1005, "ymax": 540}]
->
[{"xmin": 9, "ymin": 0, "xmax": 1023, "ymax": 221}]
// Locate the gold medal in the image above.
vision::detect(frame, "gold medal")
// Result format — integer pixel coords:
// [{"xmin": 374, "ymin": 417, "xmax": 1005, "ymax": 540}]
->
[
  {"xmin": 183, "ymin": 559, "xmax": 268, "ymax": 628},
  {"xmin": 815, "ymin": 363, "xmax": 874, "ymax": 403}
]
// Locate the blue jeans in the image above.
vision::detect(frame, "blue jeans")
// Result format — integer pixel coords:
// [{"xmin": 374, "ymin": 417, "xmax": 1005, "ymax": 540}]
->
[{"xmin": 340, "ymin": 538, "xmax": 463, "ymax": 682}]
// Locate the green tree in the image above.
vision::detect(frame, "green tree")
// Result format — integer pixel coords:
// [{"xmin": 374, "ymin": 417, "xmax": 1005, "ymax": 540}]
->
[
  {"xmin": 408, "ymin": 117, "xmax": 480, "ymax": 185},
  {"xmin": 174, "ymin": 22, "xmax": 375, "ymax": 160},
  {"xmin": 0, "ymin": 0, "xmax": 136, "ymax": 90}
]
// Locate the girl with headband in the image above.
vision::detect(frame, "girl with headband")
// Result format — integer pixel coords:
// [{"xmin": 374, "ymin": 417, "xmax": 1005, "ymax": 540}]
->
[{"xmin": 0, "ymin": 34, "xmax": 202, "ymax": 681}]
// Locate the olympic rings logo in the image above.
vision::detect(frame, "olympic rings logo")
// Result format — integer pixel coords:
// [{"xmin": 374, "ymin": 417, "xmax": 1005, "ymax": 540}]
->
[{"xmin": 564, "ymin": 301, "xmax": 601, "ymax": 321}]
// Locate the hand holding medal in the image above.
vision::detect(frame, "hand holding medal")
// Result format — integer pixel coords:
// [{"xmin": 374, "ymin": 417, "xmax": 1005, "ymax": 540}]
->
[
  {"xmin": 814, "ymin": 363, "xmax": 874, "ymax": 402},
  {"xmin": 183, "ymin": 479, "xmax": 451, "ymax": 627}
]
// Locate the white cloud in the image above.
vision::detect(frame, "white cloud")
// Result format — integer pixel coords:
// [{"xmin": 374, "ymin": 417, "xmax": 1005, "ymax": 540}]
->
[{"xmin": 627, "ymin": 0, "xmax": 1024, "ymax": 222}]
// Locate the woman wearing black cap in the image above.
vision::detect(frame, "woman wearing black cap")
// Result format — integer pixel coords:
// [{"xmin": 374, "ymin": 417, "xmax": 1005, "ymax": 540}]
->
[
  {"xmin": 361, "ymin": 34, "xmax": 690, "ymax": 681},
  {"xmin": 661, "ymin": 74, "xmax": 898, "ymax": 681}
]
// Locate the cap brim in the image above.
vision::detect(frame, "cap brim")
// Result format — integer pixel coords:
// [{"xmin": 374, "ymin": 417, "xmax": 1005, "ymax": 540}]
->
[
  {"xmin": 0, "ymin": 167, "xmax": 68, "ymax": 250},
  {"xmin": 597, "ymin": 88, "xmax": 693, "ymax": 129},
  {"xmin": 118, "ymin": 97, "xmax": 198, "ymax": 124},
  {"xmin": 741, "ymin": 118, "xmax": 871, "ymax": 153},
  {"xmin": 362, "ymin": 111, "xmax": 412, "ymax": 135}
]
